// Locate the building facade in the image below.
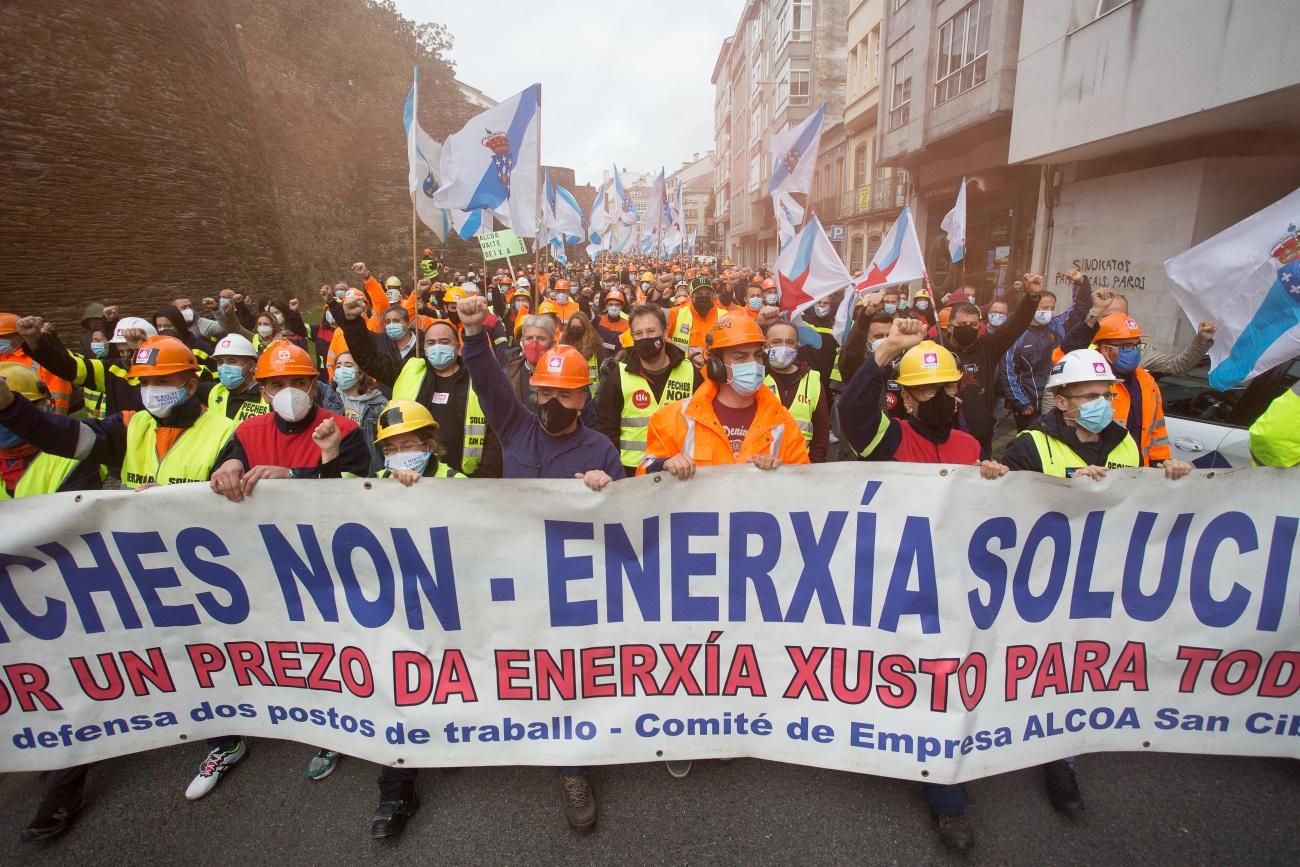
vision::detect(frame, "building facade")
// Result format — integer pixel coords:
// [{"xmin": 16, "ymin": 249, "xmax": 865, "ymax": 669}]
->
[
  {"xmin": 667, "ymin": 151, "xmax": 717, "ymax": 251},
  {"xmin": 1009, "ymin": 0, "xmax": 1300, "ymax": 351},
  {"xmin": 713, "ymin": 0, "xmax": 849, "ymax": 266}
]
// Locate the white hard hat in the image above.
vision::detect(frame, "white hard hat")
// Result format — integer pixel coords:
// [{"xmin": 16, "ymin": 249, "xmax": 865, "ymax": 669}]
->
[
  {"xmin": 109, "ymin": 316, "xmax": 158, "ymax": 344},
  {"xmin": 1046, "ymin": 349, "xmax": 1119, "ymax": 390},
  {"xmin": 466, "ymin": 271, "xmax": 476, "ymax": 279},
  {"xmin": 517, "ymin": 277, "xmax": 530, "ymax": 287},
  {"xmin": 461, "ymin": 281, "xmax": 479, "ymax": 295},
  {"xmin": 211, "ymin": 333, "xmax": 258, "ymax": 359}
]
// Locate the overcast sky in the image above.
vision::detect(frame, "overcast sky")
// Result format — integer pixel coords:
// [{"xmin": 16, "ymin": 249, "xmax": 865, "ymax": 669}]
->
[{"xmin": 394, "ymin": 0, "xmax": 744, "ymax": 187}]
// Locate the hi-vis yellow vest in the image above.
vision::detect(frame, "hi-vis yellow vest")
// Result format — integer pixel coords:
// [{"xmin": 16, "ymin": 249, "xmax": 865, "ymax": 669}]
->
[
  {"xmin": 207, "ymin": 383, "xmax": 270, "ymax": 422},
  {"xmin": 764, "ymin": 369, "xmax": 822, "ymax": 445},
  {"xmin": 618, "ymin": 358, "xmax": 695, "ymax": 466},
  {"xmin": 120, "ymin": 409, "xmax": 236, "ymax": 488},
  {"xmin": 670, "ymin": 305, "xmax": 696, "ymax": 349},
  {"xmin": 392, "ymin": 357, "xmax": 486, "ymax": 474},
  {"xmin": 1021, "ymin": 429, "xmax": 1139, "ymax": 478},
  {"xmin": 378, "ymin": 462, "xmax": 463, "ymax": 480},
  {"xmin": 0, "ymin": 452, "xmax": 102, "ymax": 500}
]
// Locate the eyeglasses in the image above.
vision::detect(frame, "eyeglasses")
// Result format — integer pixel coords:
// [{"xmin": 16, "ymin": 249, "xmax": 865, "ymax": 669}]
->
[
  {"xmin": 1106, "ymin": 341, "xmax": 1147, "ymax": 351},
  {"xmin": 911, "ymin": 382, "xmax": 960, "ymax": 399},
  {"xmin": 1064, "ymin": 391, "xmax": 1114, "ymax": 402}
]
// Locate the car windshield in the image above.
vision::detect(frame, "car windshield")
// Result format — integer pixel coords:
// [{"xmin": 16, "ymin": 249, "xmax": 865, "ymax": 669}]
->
[{"xmin": 1157, "ymin": 357, "xmax": 1300, "ymax": 427}]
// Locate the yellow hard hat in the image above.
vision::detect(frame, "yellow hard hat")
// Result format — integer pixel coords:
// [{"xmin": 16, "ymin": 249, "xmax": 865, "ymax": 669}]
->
[
  {"xmin": 0, "ymin": 362, "xmax": 47, "ymax": 401},
  {"xmin": 619, "ymin": 328, "xmax": 634, "ymax": 349},
  {"xmin": 385, "ymin": 276, "xmax": 403, "ymax": 288},
  {"xmin": 895, "ymin": 340, "xmax": 961, "ymax": 387},
  {"xmin": 443, "ymin": 286, "xmax": 468, "ymax": 304},
  {"xmin": 374, "ymin": 399, "xmax": 438, "ymax": 443},
  {"xmin": 640, "ymin": 271, "xmax": 655, "ymax": 283}
]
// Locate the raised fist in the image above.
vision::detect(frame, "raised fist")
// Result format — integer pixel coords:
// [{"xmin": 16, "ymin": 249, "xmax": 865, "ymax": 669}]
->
[
  {"xmin": 351, "ymin": 262, "xmax": 367, "ymax": 276},
  {"xmin": 16, "ymin": 316, "xmax": 43, "ymax": 347}
]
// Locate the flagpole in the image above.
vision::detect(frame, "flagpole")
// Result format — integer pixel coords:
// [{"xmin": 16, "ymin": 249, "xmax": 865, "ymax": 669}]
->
[{"xmin": 411, "ymin": 194, "xmax": 418, "ymax": 290}]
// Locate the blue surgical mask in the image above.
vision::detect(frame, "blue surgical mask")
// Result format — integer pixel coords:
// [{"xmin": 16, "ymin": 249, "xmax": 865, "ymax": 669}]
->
[
  {"xmin": 217, "ymin": 363, "xmax": 247, "ymax": 391},
  {"xmin": 987, "ymin": 313, "xmax": 1008, "ymax": 328},
  {"xmin": 1112, "ymin": 346, "xmax": 1141, "ymax": 376},
  {"xmin": 425, "ymin": 344, "xmax": 456, "ymax": 369},
  {"xmin": 1074, "ymin": 396, "xmax": 1114, "ymax": 433},
  {"xmin": 898, "ymin": 299, "xmax": 910, "ymax": 310},
  {"xmin": 727, "ymin": 361, "xmax": 765, "ymax": 395},
  {"xmin": 606, "ymin": 305, "xmax": 622, "ymax": 319},
  {"xmin": 0, "ymin": 339, "xmax": 12, "ymax": 355},
  {"xmin": 814, "ymin": 303, "xmax": 832, "ymax": 317},
  {"xmin": 883, "ymin": 304, "xmax": 897, "ymax": 315},
  {"xmin": 915, "ymin": 300, "xmax": 930, "ymax": 311},
  {"xmin": 385, "ymin": 323, "xmax": 406, "ymax": 341},
  {"xmin": 0, "ymin": 425, "xmax": 24, "ymax": 448},
  {"xmin": 90, "ymin": 341, "xmax": 108, "ymax": 357},
  {"xmin": 333, "ymin": 366, "xmax": 358, "ymax": 392},
  {"xmin": 744, "ymin": 297, "xmax": 761, "ymax": 311},
  {"xmin": 554, "ymin": 292, "xmax": 569, "ymax": 304},
  {"xmin": 764, "ymin": 292, "xmax": 779, "ymax": 306},
  {"xmin": 1034, "ymin": 309, "xmax": 1054, "ymax": 326}
]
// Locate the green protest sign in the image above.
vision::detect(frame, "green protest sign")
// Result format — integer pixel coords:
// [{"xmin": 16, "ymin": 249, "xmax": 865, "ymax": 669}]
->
[{"xmin": 479, "ymin": 230, "xmax": 527, "ymax": 261}]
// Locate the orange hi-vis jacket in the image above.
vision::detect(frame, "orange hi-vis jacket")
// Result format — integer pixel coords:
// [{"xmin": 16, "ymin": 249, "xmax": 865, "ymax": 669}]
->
[
  {"xmin": 667, "ymin": 303, "xmax": 723, "ymax": 352},
  {"xmin": 1112, "ymin": 366, "xmax": 1170, "ymax": 466},
  {"xmin": 639, "ymin": 378, "xmax": 809, "ymax": 471},
  {"xmin": 0, "ymin": 346, "xmax": 71, "ymax": 415}
]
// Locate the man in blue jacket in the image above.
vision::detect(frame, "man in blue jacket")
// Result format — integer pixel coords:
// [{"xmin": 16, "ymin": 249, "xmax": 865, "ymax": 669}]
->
[
  {"xmin": 999, "ymin": 270, "xmax": 1092, "ymax": 430},
  {"xmin": 457, "ymin": 294, "xmax": 622, "ymax": 831}
]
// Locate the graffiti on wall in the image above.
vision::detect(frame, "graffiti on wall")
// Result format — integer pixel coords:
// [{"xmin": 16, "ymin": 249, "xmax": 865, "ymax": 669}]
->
[{"xmin": 1054, "ymin": 258, "xmax": 1147, "ymax": 291}]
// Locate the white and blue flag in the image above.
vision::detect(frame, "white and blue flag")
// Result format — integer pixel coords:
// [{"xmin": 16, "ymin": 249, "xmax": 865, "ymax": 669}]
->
[
  {"xmin": 613, "ymin": 164, "xmax": 639, "ymax": 227},
  {"xmin": 403, "ymin": 67, "xmax": 452, "ymax": 243},
  {"xmin": 431, "ymin": 84, "xmax": 541, "ymax": 238},
  {"xmin": 767, "ymin": 101, "xmax": 827, "ymax": 204},
  {"xmin": 940, "ymin": 177, "xmax": 967, "ymax": 263}
]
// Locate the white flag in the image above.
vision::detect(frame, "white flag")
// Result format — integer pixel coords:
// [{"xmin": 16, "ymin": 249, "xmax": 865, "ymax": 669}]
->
[
  {"xmin": 431, "ymin": 84, "xmax": 541, "ymax": 238},
  {"xmin": 767, "ymin": 102, "xmax": 827, "ymax": 199},
  {"xmin": 940, "ymin": 178, "xmax": 967, "ymax": 263},
  {"xmin": 1165, "ymin": 187, "xmax": 1300, "ymax": 390},
  {"xmin": 403, "ymin": 67, "xmax": 450, "ymax": 243}
]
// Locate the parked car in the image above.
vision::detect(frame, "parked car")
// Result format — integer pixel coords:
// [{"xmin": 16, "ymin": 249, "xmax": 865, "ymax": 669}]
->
[{"xmin": 1155, "ymin": 356, "xmax": 1300, "ymax": 467}]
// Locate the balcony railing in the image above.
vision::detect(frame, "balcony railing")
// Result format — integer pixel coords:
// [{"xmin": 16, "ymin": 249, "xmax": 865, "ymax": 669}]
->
[{"xmin": 835, "ymin": 178, "xmax": 910, "ymax": 220}]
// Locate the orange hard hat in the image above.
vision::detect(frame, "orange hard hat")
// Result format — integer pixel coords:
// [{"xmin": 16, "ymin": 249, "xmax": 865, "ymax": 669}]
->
[
  {"xmin": 422, "ymin": 247, "xmax": 432, "ymax": 256},
  {"xmin": 255, "ymin": 340, "xmax": 316, "ymax": 380},
  {"xmin": 0, "ymin": 312, "xmax": 19, "ymax": 335},
  {"xmin": 530, "ymin": 345, "xmax": 592, "ymax": 389},
  {"xmin": 937, "ymin": 307, "xmax": 952, "ymax": 329},
  {"xmin": 705, "ymin": 314, "xmax": 765, "ymax": 352},
  {"xmin": 554, "ymin": 279, "xmax": 572, "ymax": 292},
  {"xmin": 1094, "ymin": 313, "xmax": 1143, "ymax": 342},
  {"xmin": 127, "ymin": 335, "xmax": 200, "ymax": 378},
  {"xmin": 685, "ymin": 268, "xmax": 697, "ymax": 280},
  {"xmin": 671, "ymin": 265, "xmax": 682, "ymax": 274},
  {"xmin": 761, "ymin": 277, "xmax": 777, "ymax": 290},
  {"xmin": 605, "ymin": 288, "xmax": 627, "ymax": 304},
  {"xmin": 700, "ymin": 265, "xmax": 713, "ymax": 276},
  {"xmin": 722, "ymin": 269, "xmax": 735, "ymax": 279}
]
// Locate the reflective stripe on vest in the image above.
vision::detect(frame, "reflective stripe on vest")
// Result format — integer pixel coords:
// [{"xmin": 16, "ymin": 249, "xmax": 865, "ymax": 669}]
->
[
  {"xmin": 1021, "ymin": 429, "xmax": 1139, "ymax": 478},
  {"xmin": 82, "ymin": 384, "xmax": 107, "ymax": 419},
  {"xmin": 618, "ymin": 359, "xmax": 696, "ymax": 466},
  {"xmin": 120, "ymin": 409, "xmax": 236, "ymax": 488},
  {"xmin": 0, "ymin": 452, "xmax": 89, "ymax": 499},
  {"xmin": 670, "ymin": 306, "xmax": 695, "ymax": 349},
  {"xmin": 763, "ymin": 370, "xmax": 822, "ymax": 444},
  {"xmin": 379, "ymin": 462, "xmax": 463, "ymax": 479},
  {"xmin": 393, "ymin": 358, "xmax": 486, "ymax": 475},
  {"xmin": 678, "ymin": 396, "xmax": 781, "ymax": 461},
  {"xmin": 207, "ymin": 383, "xmax": 270, "ymax": 422}
]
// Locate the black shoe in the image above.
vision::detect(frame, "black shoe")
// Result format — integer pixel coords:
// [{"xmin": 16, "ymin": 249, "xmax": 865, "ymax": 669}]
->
[
  {"xmin": 20, "ymin": 795, "xmax": 84, "ymax": 843},
  {"xmin": 932, "ymin": 813, "xmax": 975, "ymax": 852},
  {"xmin": 1044, "ymin": 760, "xmax": 1085, "ymax": 818},
  {"xmin": 561, "ymin": 773, "xmax": 597, "ymax": 831},
  {"xmin": 371, "ymin": 794, "xmax": 420, "ymax": 839}
]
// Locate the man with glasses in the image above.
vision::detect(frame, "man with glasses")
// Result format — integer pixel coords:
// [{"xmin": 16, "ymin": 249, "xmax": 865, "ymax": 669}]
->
[{"xmin": 1088, "ymin": 314, "xmax": 1173, "ymax": 467}]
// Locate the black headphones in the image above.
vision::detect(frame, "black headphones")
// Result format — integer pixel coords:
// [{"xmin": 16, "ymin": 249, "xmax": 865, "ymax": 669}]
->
[{"xmin": 703, "ymin": 330, "xmax": 769, "ymax": 384}]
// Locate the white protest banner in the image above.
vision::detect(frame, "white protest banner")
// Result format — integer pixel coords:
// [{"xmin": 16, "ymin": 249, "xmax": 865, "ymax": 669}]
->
[
  {"xmin": 1, "ymin": 465, "xmax": 1297, "ymax": 782},
  {"xmin": 478, "ymin": 229, "xmax": 527, "ymax": 261}
]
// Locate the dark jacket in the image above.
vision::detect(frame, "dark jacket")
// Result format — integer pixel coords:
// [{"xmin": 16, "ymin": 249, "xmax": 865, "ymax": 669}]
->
[
  {"xmin": 593, "ymin": 343, "xmax": 699, "ymax": 447},
  {"xmin": 947, "ymin": 289, "xmax": 1039, "ymax": 454},
  {"xmin": 1000, "ymin": 277, "xmax": 1092, "ymax": 414},
  {"xmin": 462, "ymin": 330, "xmax": 623, "ymax": 481}
]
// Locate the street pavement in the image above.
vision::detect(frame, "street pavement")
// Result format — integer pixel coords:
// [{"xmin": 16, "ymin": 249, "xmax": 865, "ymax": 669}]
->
[{"xmin": 1, "ymin": 742, "xmax": 1297, "ymax": 865}]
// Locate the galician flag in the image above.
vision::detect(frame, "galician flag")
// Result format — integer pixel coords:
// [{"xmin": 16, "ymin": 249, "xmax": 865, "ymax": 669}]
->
[
  {"xmin": 775, "ymin": 214, "xmax": 853, "ymax": 323},
  {"xmin": 613, "ymin": 164, "xmax": 639, "ymax": 227},
  {"xmin": 643, "ymin": 168, "xmax": 667, "ymax": 237},
  {"xmin": 403, "ymin": 67, "xmax": 451, "ymax": 243},
  {"xmin": 430, "ymin": 84, "xmax": 541, "ymax": 238},
  {"xmin": 940, "ymin": 178, "xmax": 967, "ymax": 263},
  {"xmin": 1165, "ymin": 187, "xmax": 1300, "ymax": 390},
  {"xmin": 767, "ymin": 101, "xmax": 827, "ymax": 201},
  {"xmin": 837, "ymin": 207, "xmax": 929, "ymax": 342},
  {"xmin": 587, "ymin": 185, "xmax": 612, "ymax": 262}
]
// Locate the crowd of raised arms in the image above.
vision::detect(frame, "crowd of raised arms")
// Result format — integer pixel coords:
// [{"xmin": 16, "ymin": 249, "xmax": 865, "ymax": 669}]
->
[{"xmin": 5, "ymin": 246, "xmax": 1293, "ymax": 852}]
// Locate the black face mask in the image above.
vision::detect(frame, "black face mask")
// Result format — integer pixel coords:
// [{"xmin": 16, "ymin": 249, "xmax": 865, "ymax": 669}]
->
[
  {"xmin": 538, "ymin": 397, "xmax": 578, "ymax": 434},
  {"xmin": 718, "ymin": 289, "xmax": 735, "ymax": 306},
  {"xmin": 445, "ymin": 309, "xmax": 461, "ymax": 325},
  {"xmin": 951, "ymin": 324, "xmax": 979, "ymax": 347},
  {"xmin": 692, "ymin": 296, "xmax": 713, "ymax": 315},
  {"xmin": 633, "ymin": 335, "xmax": 665, "ymax": 360},
  {"xmin": 914, "ymin": 388, "xmax": 958, "ymax": 432}
]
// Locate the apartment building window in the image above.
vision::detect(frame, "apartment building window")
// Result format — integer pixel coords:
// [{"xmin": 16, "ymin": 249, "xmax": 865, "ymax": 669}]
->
[
  {"xmin": 867, "ymin": 26, "xmax": 880, "ymax": 88},
  {"xmin": 934, "ymin": 0, "xmax": 991, "ymax": 105},
  {"xmin": 791, "ymin": 1, "xmax": 811, "ymax": 42},
  {"xmin": 749, "ymin": 155, "xmax": 761, "ymax": 193},
  {"xmin": 848, "ymin": 45, "xmax": 858, "ymax": 92},
  {"xmin": 888, "ymin": 51, "xmax": 911, "ymax": 130},
  {"xmin": 854, "ymin": 145, "xmax": 869, "ymax": 188},
  {"xmin": 790, "ymin": 67, "xmax": 810, "ymax": 106}
]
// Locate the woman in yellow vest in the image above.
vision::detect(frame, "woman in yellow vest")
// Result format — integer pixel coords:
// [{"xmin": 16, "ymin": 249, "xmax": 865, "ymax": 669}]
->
[
  {"xmin": 762, "ymin": 320, "xmax": 829, "ymax": 462},
  {"xmin": 0, "ymin": 363, "xmax": 103, "ymax": 498},
  {"xmin": 559, "ymin": 312, "xmax": 604, "ymax": 397}
]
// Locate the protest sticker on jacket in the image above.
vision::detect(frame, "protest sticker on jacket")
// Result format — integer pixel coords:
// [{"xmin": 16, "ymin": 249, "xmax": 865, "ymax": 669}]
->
[{"xmin": 0, "ymin": 464, "xmax": 1297, "ymax": 782}]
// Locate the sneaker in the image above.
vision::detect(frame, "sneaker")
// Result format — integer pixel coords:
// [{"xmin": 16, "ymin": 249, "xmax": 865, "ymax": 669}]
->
[
  {"xmin": 306, "ymin": 750, "xmax": 339, "ymax": 781},
  {"xmin": 665, "ymin": 760, "xmax": 693, "ymax": 779},
  {"xmin": 933, "ymin": 813, "xmax": 975, "ymax": 852},
  {"xmin": 20, "ymin": 794, "xmax": 84, "ymax": 843},
  {"xmin": 1043, "ymin": 759, "xmax": 1085, "ymax": 818},
  {"xmin": 560, "ymin": 773, "xmax": 597, "ymax": 831},
  {"xmin": 371, "ymin": 794, "xmax": 420, "ymax": 839},
  {"xmin": 184, "ymin": 739, "xmax": 247, "ymax": 800}
]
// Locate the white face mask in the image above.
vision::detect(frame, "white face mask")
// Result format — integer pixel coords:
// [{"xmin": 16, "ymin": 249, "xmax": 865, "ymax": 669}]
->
[
  {"xmin": 384, "ymin": 450, "xmax": 431, "ymax": 473},
  {"xmin": 271, "ymin": 387, "xmax": 313, "ymax": 422},
  {"xmin": 273, "ymin": 312, "xmax": 286, "ymax": 326},
  {"xmin": 869, "ymin": 338, "xmax": 885, "ymax": 354},
  {"xmin": 180, "ymin": 307, "xmax": 195, "ymax": 323},
  {"xmin": 386, "ymin": 289, "xmax": 401, "ymax": 303},
  {"xmin": 257, "ymin": 325, "xmax": 274, "ymax": 339},
  {"xmin": 767, "ymin": 346, "xmax": 798, "ymax": 369},
  {"xmin": 140, "ymin": 384, "xmax": 188, "ymax": 418},
  {"xmin": 1034, "ymin": 309, "xmax": 1054, "ymax": 326}
]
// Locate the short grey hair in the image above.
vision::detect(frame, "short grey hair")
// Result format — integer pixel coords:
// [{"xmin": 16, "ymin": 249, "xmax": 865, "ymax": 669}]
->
[{"xmin": 519, "ymin": 315, "xmax": 556, "ymax": 338}]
